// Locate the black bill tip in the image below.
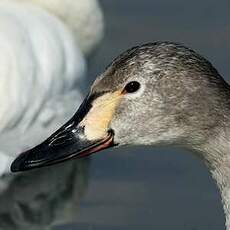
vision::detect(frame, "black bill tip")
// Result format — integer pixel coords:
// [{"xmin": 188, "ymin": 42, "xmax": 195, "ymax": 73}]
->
[
  {"xmin": 10, "ymin": 139, "xmax": 53, "ymax": 172},
  {"xmin": 11, "ymin": 129, "xmax": 115, "ymax": 173},
  {"xmin": 11, "ymin": 151, "xmax": 30, "ymax": 172}
]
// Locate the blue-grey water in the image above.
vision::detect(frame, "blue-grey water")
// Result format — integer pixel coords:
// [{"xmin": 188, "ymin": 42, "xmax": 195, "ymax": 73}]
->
[{"xmin": 1, "ymin": 0, "xmax": 230, "ymax": 229}]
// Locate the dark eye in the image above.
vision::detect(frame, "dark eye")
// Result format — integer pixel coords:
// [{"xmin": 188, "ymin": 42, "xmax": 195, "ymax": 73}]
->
[{"xmin": 124, "ymin": 81, "xmax": 140, "ymax": 93}]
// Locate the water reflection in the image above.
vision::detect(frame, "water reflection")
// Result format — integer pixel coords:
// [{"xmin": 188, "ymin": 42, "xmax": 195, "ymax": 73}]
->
[{"xmin": 0, "ymin": 159, "xmax": 89, "ymax": 230}]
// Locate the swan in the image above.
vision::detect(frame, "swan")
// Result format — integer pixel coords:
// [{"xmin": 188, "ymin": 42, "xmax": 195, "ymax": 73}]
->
[
  {"xmin": 8, "ymin": 0, "xmax": 104, "ymax": 55},
  {"xmin": 11, "ymin": 42, "xmax": 230, "ymax": 229},
  {"xmin": 0, "ymin": 1, "xmax": 86, "ymax": 175}
]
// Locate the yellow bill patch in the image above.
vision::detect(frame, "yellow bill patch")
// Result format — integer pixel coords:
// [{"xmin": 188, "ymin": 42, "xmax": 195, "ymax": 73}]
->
[{"xmin": 80, "ymin": 91, "xmax": 122, "ymax": 140}]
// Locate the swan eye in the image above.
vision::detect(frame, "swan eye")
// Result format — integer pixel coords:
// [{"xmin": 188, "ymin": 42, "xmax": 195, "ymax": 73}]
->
[{"xmin": 124, "ymin": 81, "xmax": 140, "ymax": 93}]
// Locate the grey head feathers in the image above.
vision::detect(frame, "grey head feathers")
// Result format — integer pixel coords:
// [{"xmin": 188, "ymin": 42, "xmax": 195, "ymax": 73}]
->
[
  {"xmin": 91, "ymin": 41, "xmax": 230, "ymax": 148},
  {"xmin": 94, "ymin": 41, "xmax": 229, "ymax": 94}
]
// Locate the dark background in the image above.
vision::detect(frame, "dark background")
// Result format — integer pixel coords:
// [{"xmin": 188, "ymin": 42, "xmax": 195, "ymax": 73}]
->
[{"xmin": 59, "ymin": 0, "xmax": 230, "ymax": 229}]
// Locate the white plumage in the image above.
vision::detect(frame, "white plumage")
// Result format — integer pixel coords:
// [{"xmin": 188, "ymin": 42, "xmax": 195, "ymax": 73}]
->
[
  {"xmin": 0, "ymin": 0, "xmax": 104, "ymax": 175},
  {"xmin": 8, "ymin": 0, "xmax": 104, "ymax": 55}
]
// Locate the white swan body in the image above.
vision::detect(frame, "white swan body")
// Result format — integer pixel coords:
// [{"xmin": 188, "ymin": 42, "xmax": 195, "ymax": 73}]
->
[
  {"xmin": 8, "ymin": 0, "xmax": 105, "ymax": 55},
  {"xmin": 0, "ymin": 2, "xmax": 86, "ymax": 175}
]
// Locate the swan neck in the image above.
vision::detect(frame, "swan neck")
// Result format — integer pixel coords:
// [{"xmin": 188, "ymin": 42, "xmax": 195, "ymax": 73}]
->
[
  {"xmin": 199, "ymin": 132, "xmax": 230, "ymax": 230},
  {"xmin": 210, "ymin": 162, "xmax": 230, "ymax": 230}
]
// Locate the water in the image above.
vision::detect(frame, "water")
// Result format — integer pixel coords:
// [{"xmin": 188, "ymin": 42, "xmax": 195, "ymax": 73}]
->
[{"xmin": 2, "ymin": 0, "xmax": 230, "ymax": 229}]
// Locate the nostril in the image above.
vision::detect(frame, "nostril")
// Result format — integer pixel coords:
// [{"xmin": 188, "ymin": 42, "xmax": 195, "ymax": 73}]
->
[{"xmin": 49, "ymin": 134, "xmax": 74, "ymax": 147}]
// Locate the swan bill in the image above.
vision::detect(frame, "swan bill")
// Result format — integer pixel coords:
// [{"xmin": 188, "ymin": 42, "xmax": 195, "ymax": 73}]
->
[{"xmin": 10, "ymin": 93, "xmax": 118, "ymax": 172}]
